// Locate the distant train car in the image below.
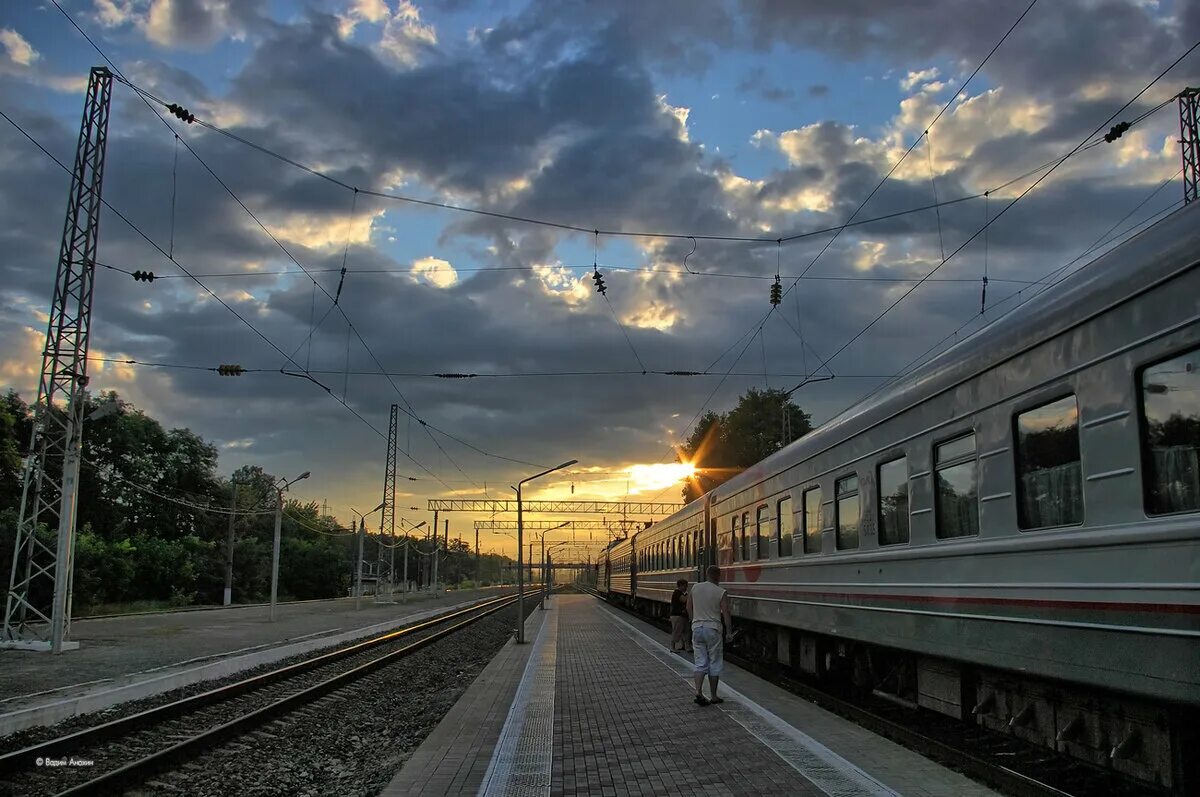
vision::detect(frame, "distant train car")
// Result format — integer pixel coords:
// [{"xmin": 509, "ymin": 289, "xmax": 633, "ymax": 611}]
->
[
  {"xmin": 602, "ymin": 204, "xmax": 1200, "ymax": 791},
  {"xmin": 607, "ymin": 536, "xmax": 635, "ymax": 603},
  {"xmin": 632, "ymin": 496, "xmax": 706, "ymax": 616}
]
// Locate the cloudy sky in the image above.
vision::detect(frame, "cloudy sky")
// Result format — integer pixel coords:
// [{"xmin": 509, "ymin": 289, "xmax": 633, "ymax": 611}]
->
[{"xmin": 1, "ymin": 0, "xmax": 1196, "ymax": 556}]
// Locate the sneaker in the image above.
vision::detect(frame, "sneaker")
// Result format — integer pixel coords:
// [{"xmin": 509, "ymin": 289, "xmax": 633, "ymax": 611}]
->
[
  {"xmin": 694, "ymin": 694, "xmax": 710, "ymax": 706},
  {"xmin": 709, "ymin": 697, "xmax": 725, "ymax": 705}
]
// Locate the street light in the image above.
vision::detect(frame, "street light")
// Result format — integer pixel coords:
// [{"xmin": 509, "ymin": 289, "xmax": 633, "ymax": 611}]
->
[
  {"xmin": 270, "ymin": 471, "xmax": 311, "ymax": 621},
  {"xmin": 515, "ymin": 459, "xmax": 577, "ymax": 643},
  {"xmin": 350, "ymin": 502, "xmax": 385, "ymax": 610}
]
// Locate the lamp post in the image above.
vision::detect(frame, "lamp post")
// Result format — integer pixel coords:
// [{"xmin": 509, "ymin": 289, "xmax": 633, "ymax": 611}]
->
[
  {"xmin": 348, "ymin": 501, "xmax": 384, "ymax": 611},
  {"xmin": 515, "ymin": 459, "xmax": 577, "ymax": 643},
  {"xmin": 270, "ymin": 471, "xmax": 311, "ymax": 622}
]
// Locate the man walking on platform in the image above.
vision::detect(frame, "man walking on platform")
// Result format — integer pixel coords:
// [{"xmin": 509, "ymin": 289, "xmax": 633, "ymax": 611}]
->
[{"xmin": 687, "ymin": 565, "xmax": 731, "ymax": 706}]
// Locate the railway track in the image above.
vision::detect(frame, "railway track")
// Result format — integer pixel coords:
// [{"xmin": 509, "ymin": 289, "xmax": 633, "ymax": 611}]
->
[
  {"xmin": 0, "ymin": 595, "xmax": 518, "ymax": 796},
  {"xmin": 586, "ymin": 590, "xmax": 1163, "ymax": 797}
]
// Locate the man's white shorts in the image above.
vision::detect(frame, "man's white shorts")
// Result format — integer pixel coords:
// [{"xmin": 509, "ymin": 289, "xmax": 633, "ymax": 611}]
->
[{"xmin": 691, "ymin": 625, "xmax": 723, "ymax": 676}]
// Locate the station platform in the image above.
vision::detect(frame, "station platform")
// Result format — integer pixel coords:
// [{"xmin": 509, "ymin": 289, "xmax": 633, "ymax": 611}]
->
[
  {"xmin": 386, "ymin": 593, "xmax": 999, "ymax": 797},
  {"xmin": 0, "ymin": 588, "xmax": 507, "ymax": 735}
]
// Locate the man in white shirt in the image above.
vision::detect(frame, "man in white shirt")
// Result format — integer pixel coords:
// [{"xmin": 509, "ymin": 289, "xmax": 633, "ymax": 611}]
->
[{"xmin": 686, "ymin": 565, "xmax": 732, "ymax": 706}]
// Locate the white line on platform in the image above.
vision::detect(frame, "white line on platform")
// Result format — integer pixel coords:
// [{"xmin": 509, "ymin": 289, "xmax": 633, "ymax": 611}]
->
[
  {"xmin": 478, "ymin": 606, "xmax": 558, "ymax": 797},
  {"xmin": 598, "ymin": 602, "xmax": 899, "ymax": 797}
]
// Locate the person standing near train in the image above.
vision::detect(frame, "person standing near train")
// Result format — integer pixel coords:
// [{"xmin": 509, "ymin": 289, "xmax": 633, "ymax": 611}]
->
[
  {"xmin": 687, "ymin": 565, "xmax": 731, "ymax": 706},
  {"xmin": 669, "ymin": 578, "xmax": 692, "ymax": 653}
]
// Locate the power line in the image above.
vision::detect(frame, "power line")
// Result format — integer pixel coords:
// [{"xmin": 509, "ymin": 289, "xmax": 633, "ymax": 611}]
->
[
  {"xmin": 49, "ymin": 0, "xmax": 539, "ymax": 481},
  {"xmin": 84, "ymin": 357, "xmax": 899, "ymax": 380},
  {"xmin": 785, "ymin": 39, "xmax": 1200, "ymax": 394},
  {"xmin": 95, "ymin": 259, "xmax": 1049, "ymax": 285},
  {"xmin": 648, "ymin": 0, "xmax": 1043, "ymax": 472},
  {"xmin": 0, "ymin": 105, "xmax": 398, "ymax": 447}
]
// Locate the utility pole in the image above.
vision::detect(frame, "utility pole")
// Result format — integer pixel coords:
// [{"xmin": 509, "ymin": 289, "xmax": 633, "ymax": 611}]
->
[
  {"xmin": 475, "ymin": 526, "xmax": 480, "ymax": 587},
  {"xmin": 444, "ymin": 518, "xmax": 449, "ymax": 584},
  {"xmin": 270, "ymin": 487, "xmax": 283, "ymax": 622},
  {"xmin": 1181, "ymin": 87, "xmax": 1199, "ymax": 205},
  {"xmin": 224, "ymin": 481, "xmax": 237, "ymax": 605},
  {"xmin": 377, "ymin": 405, "xmax": 398, "ymax": 602},
  {"xmin": 355, "ymin": 517, "xmax": 365, "ymax": 609},
  {"xmin": 430, "ymin": 509, "xmax": 439, "ymax": 591},
  {"xmin": 3, "ymin": 67, "xmax": 113, "ymax": 653}
]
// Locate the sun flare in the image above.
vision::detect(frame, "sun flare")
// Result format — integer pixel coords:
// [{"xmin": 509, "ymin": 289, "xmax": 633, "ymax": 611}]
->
[{"xmin": 625, "ymin": 462, "xmax": 696, "ymax": 493}]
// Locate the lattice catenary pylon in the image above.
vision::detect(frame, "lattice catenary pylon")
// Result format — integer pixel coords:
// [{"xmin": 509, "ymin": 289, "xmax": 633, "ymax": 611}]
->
[{"xmin": 3, "ymin": 67, "xmax": 113, "ymax": 652}]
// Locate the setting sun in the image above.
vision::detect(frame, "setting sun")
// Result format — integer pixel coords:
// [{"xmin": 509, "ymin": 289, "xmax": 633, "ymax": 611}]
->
[{"xmin": 625, "ymin": 462, "xmax": 696, "ymax": 493}]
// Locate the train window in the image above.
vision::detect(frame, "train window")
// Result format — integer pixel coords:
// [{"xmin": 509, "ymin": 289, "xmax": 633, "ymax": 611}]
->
[
  {"xmin": 935, "ymin": 432, "xmax": 979, "ymax": 538},
  {"xmin": 731, "ymin": 516, "xmax": 739, "ymax": 562},
  {"xmin": 778, "ymin": 496, "xmax": 794, "ymax": 556},
  {"xmin": 835, "ymin": 474, "xmax": 860, "ymax": 549},
  {"xmin": 1015, "ymin": 395, "xmax": 1083, "ymax": 529},
  {"xmin": 878, "ymin": 457, "xmax": 910, "ymax": 545},
  {"xmin": 803, "ymin": 487, "xmax": 823, "ymax": 553},
  {"xmin": 756, "ymin": 506, "xmax": 770, "ymax": 559},
  {"xmin": 1140, "ymin": 346, "xmax": 1200, "ymax": 515},
  {"xmin": 741, "ymin": 512, "xmax": 750, "ymax": 560}
]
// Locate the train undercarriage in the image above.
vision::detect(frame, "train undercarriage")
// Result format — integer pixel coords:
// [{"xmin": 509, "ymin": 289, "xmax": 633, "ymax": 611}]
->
[{"xmin": 612, "ymin": 591, "xmax": 1195, "ymax": 794}]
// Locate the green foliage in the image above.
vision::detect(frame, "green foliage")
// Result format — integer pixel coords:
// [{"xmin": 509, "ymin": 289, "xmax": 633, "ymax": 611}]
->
[
  {"xmin": 0, "ymin": 390, "xmax": 359, "ymax": 612},
  {"xmin": 679, "ymin": 387, "xmax": 813, "ymax": 501}
]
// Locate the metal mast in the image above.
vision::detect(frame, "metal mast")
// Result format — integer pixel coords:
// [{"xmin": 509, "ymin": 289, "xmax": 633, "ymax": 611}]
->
[
  {"xmin": 376, "ymin": 404, "xmax": 399, "ymax": 601},
  {"xmin": 1181, "ymin": 88, "xmax": 1199, "ymax": 205},
  {"xmin": 3, "ymin": 67, "xmax": 113, "ymax": 652}
]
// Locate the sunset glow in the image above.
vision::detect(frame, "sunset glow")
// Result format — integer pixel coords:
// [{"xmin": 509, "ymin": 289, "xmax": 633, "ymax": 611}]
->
[{"xmin": 626, "ymin": 462, "xmax": 696, "ymax": 493}]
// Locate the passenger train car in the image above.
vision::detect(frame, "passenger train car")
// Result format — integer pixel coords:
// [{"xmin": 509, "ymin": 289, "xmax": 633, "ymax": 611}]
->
[{"xmin": 603, "ymin": 204, "xmax": 1199, "ymax": 791}]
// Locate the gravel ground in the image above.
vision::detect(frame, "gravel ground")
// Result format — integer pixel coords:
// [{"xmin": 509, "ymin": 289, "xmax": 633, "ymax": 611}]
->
[
  {"xmin": 0, "ymin": 600, "xmax": 516, "ymax": 796},
  {"xmin": 134, "ymin": 607, "xmax": 520, "ymax": 796}
]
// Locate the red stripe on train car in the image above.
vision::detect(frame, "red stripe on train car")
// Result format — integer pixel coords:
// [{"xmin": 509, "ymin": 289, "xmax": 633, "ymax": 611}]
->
[{"xmin": 726, "ymin": 585, "xmax": 1200, "ymax": 615}]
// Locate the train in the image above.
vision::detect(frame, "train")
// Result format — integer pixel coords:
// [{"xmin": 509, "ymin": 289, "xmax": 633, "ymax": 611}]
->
[{"xmin": 600, "ymin": 203, "xmax": 1200, "ymax": 792}]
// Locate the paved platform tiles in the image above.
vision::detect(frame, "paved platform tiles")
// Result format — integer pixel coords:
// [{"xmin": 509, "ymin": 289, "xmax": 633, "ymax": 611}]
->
[
  {"xmin": 0, "ymin": 588, "xmax": 508, "ymax": 732},
  {"xmin": 387, "ymin": 593, "xmax": 999, "ymax": 797}
]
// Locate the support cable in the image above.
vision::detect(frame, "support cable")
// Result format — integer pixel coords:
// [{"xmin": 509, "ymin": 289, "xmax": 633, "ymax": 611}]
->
[
  {"xmin": 784, "ymin": 37, "xmax": 1200, "ymax": 393},
  {"xmin": 49, "ymin": 0, "xmax": 534, "ymax": 480}
]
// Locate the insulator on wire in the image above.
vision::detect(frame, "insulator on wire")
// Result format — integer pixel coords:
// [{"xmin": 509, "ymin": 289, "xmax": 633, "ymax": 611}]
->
[
  {"xmin": 592, "ymin": 268, "xmax": 607, "ymax": 295},
  {"xmin": 217, "ymin": 364, "xmax": 245, "ymax": 376},
  {"xmin": 166, "ymin": 103, "xmax": 196, "ymax": 124},
  {"xmin": 1104, "ymin": 121, "xmax": 1130, "ymax": 143},
  {"xmin": 131, "ymin": 270, "xmax": 155, "ymax": 282},
  {"xmin": 770, "ymin": 276, "xmax": 782, "ymax": 306}
]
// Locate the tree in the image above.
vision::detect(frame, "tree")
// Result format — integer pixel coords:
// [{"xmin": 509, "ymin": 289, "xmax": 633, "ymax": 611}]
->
[{"xmin": 679, "ymin": 387, "xmax": 812, "ymax": 502}]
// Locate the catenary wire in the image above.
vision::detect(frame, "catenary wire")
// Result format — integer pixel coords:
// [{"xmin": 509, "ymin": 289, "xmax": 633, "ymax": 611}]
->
[
  {"xmin": 50, "ymin": 0, "xmax": 539, "ymax": 481},
  {"xmin": 784, "ymin": 39, "xmax": 1200, "ymax": 394}
]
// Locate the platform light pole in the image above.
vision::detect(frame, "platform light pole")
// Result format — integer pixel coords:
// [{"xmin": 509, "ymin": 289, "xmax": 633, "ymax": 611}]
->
[
  {"xmin": 270, "ymin": 471, "xmax": 310, "ymax": 621},
  {"xmin": 515, "ymin": 459, "xmax": 577, "ymax": 643}
]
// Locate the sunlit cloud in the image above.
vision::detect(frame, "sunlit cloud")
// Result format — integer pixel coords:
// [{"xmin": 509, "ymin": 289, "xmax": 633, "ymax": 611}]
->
[{"xmin": 411, "ymin": 256, "xmax": 458, "ymax": 288}]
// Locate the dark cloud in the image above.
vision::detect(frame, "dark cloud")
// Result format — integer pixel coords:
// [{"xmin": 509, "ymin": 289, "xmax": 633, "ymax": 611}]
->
[{"xmin": 0, "ymin": 0, "xmax": 1190, "ymax": 519}]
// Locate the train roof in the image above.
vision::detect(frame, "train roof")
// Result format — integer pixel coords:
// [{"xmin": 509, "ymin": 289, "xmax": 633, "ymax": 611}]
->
[{"xmin": 709, "ymin": 202, "xmax": 1200, "ymax": 504}]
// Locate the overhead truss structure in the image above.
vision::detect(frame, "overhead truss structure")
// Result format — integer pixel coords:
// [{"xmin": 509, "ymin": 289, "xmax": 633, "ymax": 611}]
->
[
  {"xmin": 473, "ymin": 520, "xmax": 647, "ymax": 531},
  {"xmin": 428, "ymin": 500, "xmax": 682, "ymax": 515},
  {"xmin": 1181, "ymin": 87, "xmax": 1199, "ymax": 205},
  {"xmin": 3, "ymin": 67, "xmax": 113, "ymax": 653},
  {"xmin": 377, "ymin": 404, "xmax": 398, "ymax": 598}
]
